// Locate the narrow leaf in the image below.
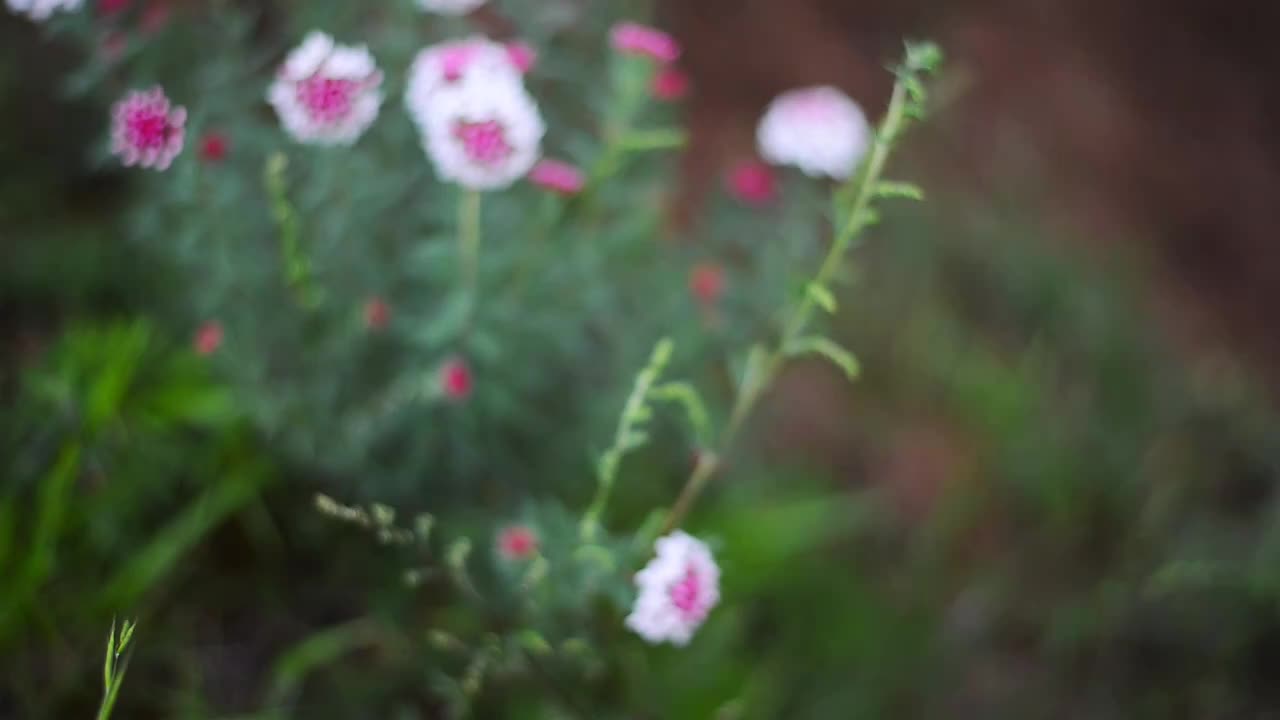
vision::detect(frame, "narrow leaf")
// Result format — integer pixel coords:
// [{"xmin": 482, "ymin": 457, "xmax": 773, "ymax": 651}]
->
[
  {"xmin": 876, "ymin": 181, "xmax": 925, "ymax": 201},
  {"xmin": 785, "ymin": 336, "xmax": 861, "ymax": 380},
  {"xmin": 806, "ymin": 283, "xmax": 838, "ymax": 314}
]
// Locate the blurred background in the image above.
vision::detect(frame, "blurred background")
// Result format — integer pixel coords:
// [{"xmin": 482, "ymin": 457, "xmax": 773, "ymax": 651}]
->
[{"xmin": 5, "ymin": 0, "xmax": 1280, "ymax": 718}]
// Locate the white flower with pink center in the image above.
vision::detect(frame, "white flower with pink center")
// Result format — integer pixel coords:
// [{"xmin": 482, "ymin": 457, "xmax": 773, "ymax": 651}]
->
[
  {"xmin": 625, "ymin": 531, "xmax": 720, "ymax": 646},
  {"xmin": 756, "ymin": 85, "xmax": 870, "ymax": 180},
  {"xmin": 420, "ymin": 74, "xmax": 545, "ymax": 190},
  {"xmin": 418, "ymin": 0, "xmax": 484, "ymax": 15},
  {"xmin": 110, "ymin": 87, "xmax": 187, "ymax": 171},
  {"xmin": 405, "ymin": 37, "xmax": 531, "ymax": 131},
  {"xmin": 267, "ymin": 32, "xmax": 384, "ymax": 146},
  {"xmin": 5, "ymin": 0, "xmax": 83, "ymax": 21}
]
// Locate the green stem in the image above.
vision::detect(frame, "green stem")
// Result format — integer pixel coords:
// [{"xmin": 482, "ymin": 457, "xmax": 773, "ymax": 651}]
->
[
  {"xmin": 458, "ymin": 190, "xmax": 482, "ymax": 319},
  {"xmin": 660, "ymin": 78, "xmax": 912, "ymax": 535}
]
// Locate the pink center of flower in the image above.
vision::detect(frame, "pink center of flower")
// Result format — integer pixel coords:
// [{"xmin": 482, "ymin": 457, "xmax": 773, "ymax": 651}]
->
[
  {"xmin": 669, "ymin": 565, "xmax": 703, "ymax": 619},
  {"xmin": 295, "ymin": 75, "xmax": 358, "ymax": 125},
  {"xmin": 125, "ymin": 106, "xmax": 174, "ymax": 150},
  {"xmin": 453, "ymin": 120, "xmax": 513, "ymax": 166},
  {"xmin": 441, "ymin": 46, "xmax": 475, "ymax": 82}
]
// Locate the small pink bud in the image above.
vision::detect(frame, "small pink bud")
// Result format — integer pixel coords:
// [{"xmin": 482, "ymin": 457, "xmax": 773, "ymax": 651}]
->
[
  {"xmin": 505, "ymin": 41, "xmax": 537, "ymax": 74},
  {"xmin": 652, "ymin": 67, "xmax": 690, "ymax": 101},
  {"xmin": 498, "ymin": 526, "xmax": 538, "ymax": 559},
  {"xmin": 98, "ymin": 0, "xmax": 130, "ymax": 15},
  {"xmin": 439, "ymin": 357, "xmax": 473, "ymax": 400},
  {"xmin": 689, "ymin": 264, "xmax": 726, "ymax": 305},
  {"xmin": 198, "ymin": 132, "xmax": 229, "ymax": 163},
  {"xmin": 363, "ymin": 297, "xmax": 391, "ymax": 330},
  {"xmin": 140, "ymin": 0, "xmax": 170, "ymax": 34},
  {"xmin": 528, "ymin": 159, "xmax": 586, "ymax": 196},
  {"xmin": 610, "ymin": 22, "xmax": 680, "ymax": 63},
  {"xmin": 194, "ymin": 322, "xmax": 223, "ymax": 355},
  {"xmin": 726, "ymin": 160, "xmax": 777, "ymax": 206}
]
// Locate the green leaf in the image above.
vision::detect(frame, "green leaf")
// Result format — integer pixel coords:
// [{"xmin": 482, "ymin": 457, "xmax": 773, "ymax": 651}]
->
[
  {"xmin": 738, "ymin": 344, "xmax": 772, "ymax": 396},
  {"xmin": 875, "ymin": 181, "xmax": 925, "ymax": 201},
  {"xmin": 785, "ymin": 336, "xmax": 861, "ymax": 380},
  {"xmin": 649, "ymin": 381, "xmax": 712, "ymax": 444},
  {"xmin": 806, "ymin": 283, "xmax": 838, "ymax": 314}
]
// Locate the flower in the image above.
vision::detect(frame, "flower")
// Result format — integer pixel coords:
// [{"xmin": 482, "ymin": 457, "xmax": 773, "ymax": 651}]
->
[
  {"xmin": 626, "ymin": 531, "xmax": 720, "ymax": 646},
  {"xmin": 497, "ymin": 526, "xmax": 538, "ymax": 559},
  {"xmin": 439, "ymin": 357, "xmax": 473, "ymax": 400},
  {"xmin": 194, "ymin": 322, "xmax": 223, "ymax": 355},
  {"xmin": 198, "ymin": 132, "xmax": 229, "ymax": 162},
  {"xmin": 610, "ymin": 22, "xmax": 680, "ymax": 63},
  {"xmin": 652, "ymin": 66, "xmax": 690, "ymax": 101},
  {"xmin": 5, "ymin": 0, "xmax": 83, "ymax": 21},
  {"xmin": 363, "ymin": 297, "xmax": 391, "ymax": 330},
  {"xmin": 528, "ymin": 159, "xmax": 585, "ymax": 196},
  {"xmin": 756, "ymin": 85, "xmax": 870, "ymax": 180},
  {"xmin": 689, "ymin": 263, "xmax": 726, "ymax": 305},
  {"xmin": 417, "ymin": 0, "xmax": 484, "ymax": 15},
  {"xmin": 418, "ymin": 74, "xmax": 545, "ymax": 190},
  {"xmin": 726, "ymin": 160, "xmax": 777, "ymax": 205},
  {"xmin": 268, "ymin": 32, "xmax": 384, "ymax": 146},
  {"xmin": 110, "ymin": 87, "xmax": 186, "ymax": 170},
  {"xmin": 405, "ymin": 37, "xmax": 526, "ymax": 120}
]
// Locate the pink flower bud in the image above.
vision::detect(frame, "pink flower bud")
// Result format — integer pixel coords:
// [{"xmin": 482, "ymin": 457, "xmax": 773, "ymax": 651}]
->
[
  {"xmin": 198, "ymin": 132, "xmax": 229, "ymax": 163},
  {"xmin": 497, "ymin": 525, "xmax": 538, "ymax": 559},
  {"xmin": 610, "ymin": 22, "xmax": 680, "ymax": 63},
  {"xmin": 726, "ymin": 160, "xmax": 777, "ymax": 206},
  {"xmin": 194, "ymin": 322, "xmax": 223, "ymax": 355},
  {"xmin": 528, "ymin": 159, "xmax": 585, "ymax": 196},
  {"xmin": 363, "ymin": 297, "xmax": 391, "ymax": 330},
  {"xmin": 651, "ymin": 66, "xmax": 690, "ymax": 101},
  {"xmin": 689, "ymin": 263, "xmax": 726, "ymax": 306},
  {"xmin": 439, "ymin": 357, "xmax": 473, "ymax": 400}
]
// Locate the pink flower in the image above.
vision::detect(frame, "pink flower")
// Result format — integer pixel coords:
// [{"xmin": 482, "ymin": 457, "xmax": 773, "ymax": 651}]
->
[
  {"xmin": 505, "ymin": 41, "xmax": 537, "ymax": 74},
  {"xmin": 363, "ymin": 297, "xmax": 391, "ymax": 330},
  {"xmin": 110, "ymin": 87, "xmax": 186, "ymax": 170},
  {"xmin": 689, "ymin": 263, "xmax": 725, "ymax": 305},
  {"xmin": 268, "ymin": 32, "xmax": 384, "ymax": 146},
  {"xmin": 194, "ymin": 322, "xmax": 223, "ymax": 355},
  {"xmin": 439, "ymin": 357, "xmax": 473, "ymax": 400},
  {"xmin": 651, "ymin": 66, "xmax": 689, "ymax": 101},
  {"xmin": 198, "ymin": 132, "xmax": 228, "ymax": 163},
  {"xmin": 726, "ymin": 160, "xmax": 777, "ymax": 206},
  {"xmin": 497, "ymin": 526, "xmax": 538, "ymax": 559},
  {"xmin": 626, "ymin": 531, "xmax": 720, "ymax": 646},
  {"xmin": 757, "ymin": 85, "xmax": 870, "ymax": 180},
  {"xmin": 528, "ymin": 159, "xmax": 585, "ymax": 196},
  {"xmin": 610, "ymin": 22, "xmax": 680, "ymax": 63}
]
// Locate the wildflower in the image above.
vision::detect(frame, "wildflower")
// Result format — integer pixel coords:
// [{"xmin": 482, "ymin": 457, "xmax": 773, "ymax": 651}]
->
[
  {"xmin": 626, "ymin": 531, "xmax": 720, "ymax": 646},
  {"xmin": 417, "ymin": 0, "xmax": 484, "ymax": 15},
  {"xmin": 363, "ymin": 297, "xmax": 391, "ymax": 330},
  {"xmin": 610, "ymin": 22, "xmax": 680, "ymax": 63},
  {"xmin": 405, "ymin": 37, "xmax": 526, "ymax": 122},
  {"xmin": 5, "ymin": 0, "xmax": 82, "ymax": 21},
  {"xmin": 528, "ymin": 158, "xmax": 585, "ymax": 196},
  {"xmin": 267, "ymin": 32, "xmax": 384, "ymax": 146},
  {"xmin": 689, "ymin": 263, "xmax": 726, "ymax": 306},
  {"xmin": 757, "ymin": 85, "xmax": 870, "ymax": 180},
  {"xmin": 418, "ymin": 74, "xmax": 545, "ymax": 190},
  {"xmin": 497, "ymin": 526, "xmax": 538, "ymax": 559},
  {"xmin": 198, "ymin": 132, "xmax": 229, "ymax": 163},
  {"xmin": 439, "ymin": 357, "xmax": 473, "ymax": 400},
  {"xmin": 194, "ymin": 322, "xmax": 223, "ymax": 355},
  {"xmin": 110, "ymin": 87, "xmax": 186, "ymax": 170},
  {"xmin": 726, "ymin": 160, "xmax": 777, "ymax": 206},
  {"xmin": 651, "ymin": 66, "xmax": 690, "ymax": 101}
]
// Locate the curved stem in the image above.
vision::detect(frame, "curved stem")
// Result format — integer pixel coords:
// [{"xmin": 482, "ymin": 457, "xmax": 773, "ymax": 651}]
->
[{"xmin": 660, "ymin": 78, "xmax": 912, "ymax": 535}]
